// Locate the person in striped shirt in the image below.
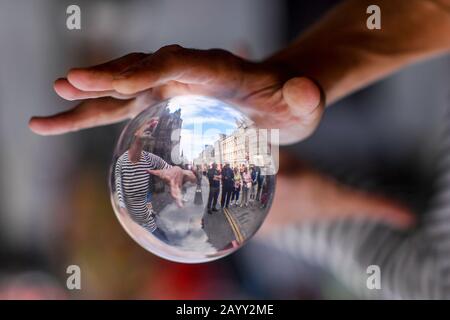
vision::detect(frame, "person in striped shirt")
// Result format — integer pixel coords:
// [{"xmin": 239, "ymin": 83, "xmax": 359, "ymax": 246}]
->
[
  {"xmin": 30, "ymin": 0, "xmax": 450, "ymax": 299},
  {"xmin": 115, "ymin": 121, "xmax": 196, "ymax": 237}
]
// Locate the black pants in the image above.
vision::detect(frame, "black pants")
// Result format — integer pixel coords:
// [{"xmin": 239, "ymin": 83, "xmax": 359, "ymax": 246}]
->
[
  {"xmin": 221, "ymin": 185, "xmax": 233, "ymax": 208},
  {"xmin": 256, "ymin": 182, "xmax": 263, "ymax": 201},
  {"xmin": 231, "ymin": 187, "xmax": 240, "ymax": 202},
  {"xmin": 207, "ymin": 186, "xmax": 220, "ymax": 209}
]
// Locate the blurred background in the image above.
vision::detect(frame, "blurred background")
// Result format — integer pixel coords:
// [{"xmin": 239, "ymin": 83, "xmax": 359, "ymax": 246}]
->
[{"xmin": 0, "ymin": 0, "xmax": 448, "ymax": 299}]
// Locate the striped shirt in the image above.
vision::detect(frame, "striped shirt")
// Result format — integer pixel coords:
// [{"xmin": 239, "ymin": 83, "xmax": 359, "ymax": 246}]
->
[
  {"xmin": 114, "ymin": 150, "xmax": 170, "ymax": 232},
  {"xmin": 271, "ymin": 107, "xmax": 450, "ymax": 299}
]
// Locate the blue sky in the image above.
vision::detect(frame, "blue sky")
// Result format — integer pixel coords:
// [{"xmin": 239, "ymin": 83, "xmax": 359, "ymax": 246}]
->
[{"xmin": 167, "ymin": 95, "xmax": 244, "ymax": 161}]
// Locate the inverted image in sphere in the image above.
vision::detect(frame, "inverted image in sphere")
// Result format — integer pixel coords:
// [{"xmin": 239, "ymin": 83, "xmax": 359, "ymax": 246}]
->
[{"xmin": 109, "ymin": 96, "xmax": 277, "ymax": 263}]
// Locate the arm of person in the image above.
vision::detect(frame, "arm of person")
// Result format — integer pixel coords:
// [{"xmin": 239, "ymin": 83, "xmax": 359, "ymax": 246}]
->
[
  {"xmin": 143, "ymin": 151, "xmax": 171, "ymax": 170},
  {"xmin": 29, "ymin": 0, "xmax": 450, "ymax": 145},
  {"xmin": 262, "ymin": 113, "xmax": 450, "ymax": 298},
  {"xmin": 268, "ymin": 0, "xmax": 450, "ymax": 104},
  {"xmin": 143, "ymin": 152, "xmax": 196, "ymax": 206},
  {"xmin": 143, "ymin": 151, "xmax": 196, "ymax": 182},
  {"xmin": 114, "ymin": 156, "xmax": 126, "ymax": 211}
]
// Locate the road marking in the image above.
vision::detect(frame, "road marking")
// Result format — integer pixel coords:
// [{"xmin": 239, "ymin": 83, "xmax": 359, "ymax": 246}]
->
[
  {"xmin": 224, "ymin": 208, "xmax": 244, "ymax": 244},
  {"xmin": 223, "ymin": 208, "xmax": 240, "ymax": 243}
]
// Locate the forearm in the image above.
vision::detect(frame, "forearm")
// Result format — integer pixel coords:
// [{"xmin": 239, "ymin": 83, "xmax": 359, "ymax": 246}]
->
[
  {"xmin": 265, "ymin": 151, "xmax": 411, "ymax": 229},
  {"xmin": 266, "ymin": 105, "xmax": 450, "ymax": 299},
  {"xmin": 268, "ymin": 0, "xmax": 450, "ymax": 104}
]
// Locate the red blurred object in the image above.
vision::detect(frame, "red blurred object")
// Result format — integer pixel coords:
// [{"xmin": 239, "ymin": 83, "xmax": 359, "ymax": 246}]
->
[{"xmin": 140, "ymin": 261, "xmax": 233, "ymax": 299}]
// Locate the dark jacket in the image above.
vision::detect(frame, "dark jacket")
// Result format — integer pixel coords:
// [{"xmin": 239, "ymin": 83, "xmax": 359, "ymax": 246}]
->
[
  {"xmin": 251, "ymin": 168, "xmax": 257, "ymax": 184},
  {"xmin": 221, "ymin": 166, "xmax": 234, "ymax": 188},
  {"xmin": 207, "ymin": 168, "xmax": 220, "ymax": 188}
]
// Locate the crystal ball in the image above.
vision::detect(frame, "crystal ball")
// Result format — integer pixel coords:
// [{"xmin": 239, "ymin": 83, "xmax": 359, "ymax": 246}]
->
[{"xmin": 109, "ymin": 96, "xmax": 277, "ymax": 263}]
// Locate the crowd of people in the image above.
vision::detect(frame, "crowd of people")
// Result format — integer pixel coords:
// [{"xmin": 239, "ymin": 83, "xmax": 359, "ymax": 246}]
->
[{"xmin": 199, "ymin": 163, "xmax": 268, "ymax": 214}]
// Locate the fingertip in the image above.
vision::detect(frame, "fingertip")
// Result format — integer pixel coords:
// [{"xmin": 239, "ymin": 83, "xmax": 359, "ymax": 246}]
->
[
  {"xmin": 54, "ymin": 78, "xmax": 81, "ymax": 101},
  {"xmin": 283, "ymin": 77, "xmax": 323, "ymax": 117},
  {"xmin": 54, "ymin": 77, "xmax": 67, "ymax": 87},
  {"xmin": 29, "ymin": 113, "xmax": 77, "ymax": 136},
  {"xmin": 67, "ymin": 68, "xmax": 88, "ymax": 91},
  {"xmin": 53, "ymin": 78, "xmax": 67, "ymax": 93},
  {"xmin": 66, "ymin": 68, "xmax": 86, "ymax": 87},
  {"xmin": 28, "ymin": 117, "xmax": 39, "ymax": 132},
  {"xmin": 28, "ymin": 117, "xmax": 52, "ymax": 136},
  {"xmin": 391, "ymin": 207, "xmax": 416, "ymax": 229}
]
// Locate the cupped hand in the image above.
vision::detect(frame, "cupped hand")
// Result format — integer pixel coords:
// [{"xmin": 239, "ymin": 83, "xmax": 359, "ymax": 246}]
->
[
  {"xmin": 29, "ymin": 45, "xmax": 325, "ymax": 145},
  {"xmin": 258, "ymin": 151, "xmax": 415, "ymax": 235}
]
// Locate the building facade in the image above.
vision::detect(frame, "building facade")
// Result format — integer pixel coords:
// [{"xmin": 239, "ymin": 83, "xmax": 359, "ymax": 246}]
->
[{"xmin": 195, "ymin": 120, "xmax": 275, "ymax": 170}]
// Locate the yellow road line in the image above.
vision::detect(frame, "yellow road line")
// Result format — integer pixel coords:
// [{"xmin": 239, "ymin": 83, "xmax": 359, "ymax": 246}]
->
[
  {"xmin": 224, "ymin": 208, "xmax": 244, "ymax": 244},
  {"xmin": 223, "ymin": 208, "xmax": 240, "ymax": 244}
]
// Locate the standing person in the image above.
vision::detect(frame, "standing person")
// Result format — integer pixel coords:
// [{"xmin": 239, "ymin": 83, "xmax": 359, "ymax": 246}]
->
[
  {"xmin": 240, "ymin": 167, "xmax": 252, "ymax": 208},
  {"xmin": 195, "ymin": 165, "xmax": 203, "ymax": 188},
  {"xmin": 206, "ymin": 163, "xmax": 221, "ymax": 213},
  {"xmin": 249, "ymin": 165, "xmax": 258, "ymax": 201},
  {"xmin": 220, "ymin": 163, "xmax": 234, "ymax": 209},
  {"xmin": 255, "ymin": 166, "xmax": 263, "ymax": 201},
  {"xmin": 194, "ymin": 165, "xmax": 203, "ymax": 205},
  {"xmin": 231, "ymin": 167, "xmax": 241, "ymax": 206},
  {"xmin": 259, "ymin": 175, "xmax": 269, "ymax": 209},
  {"xmin": 114, "ymin": 122, "xmax": 196, "ymax": 239}
]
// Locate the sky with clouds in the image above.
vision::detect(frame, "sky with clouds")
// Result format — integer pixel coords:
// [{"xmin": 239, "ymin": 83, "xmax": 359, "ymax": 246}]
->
[{"xmin": 167, "ymin": 95, "xmax": 245, "ymax": 161}]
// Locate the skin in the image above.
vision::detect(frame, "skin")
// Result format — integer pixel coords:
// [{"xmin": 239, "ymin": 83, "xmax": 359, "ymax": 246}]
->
[
  {"xmin": 147, "ymin": 167, "xmax": 196, "ymax": 208},
  {"xmin": 29, "ymin": 0, "xmax": 450, "ymax": 231}
]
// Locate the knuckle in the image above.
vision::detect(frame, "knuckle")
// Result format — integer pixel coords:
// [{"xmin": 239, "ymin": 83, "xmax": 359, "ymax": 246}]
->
[
  {"xmin": 159, "ymin": 44, "xmax": 184, "ymax": 53},
  {"xmin": 154, "ymin": 45, "xmax": 186, "ymax": 66},
  {"xmin": 129, "ymin": 52, "xmax": 149, "ymax": 60},
  {"xmin": 126, "ymin": 52, "xmax": 147, "ymax": 59},
  {"xmin": 151, "ymin": 87, "xmax": 166, "ymax": 101},
  {"xmin": 270, "ymin": 102, "xmax": 290, "ymax": 118},
  {"xmin": 207, "ymin": 48, "xmax": 236, "ymax": 63}
]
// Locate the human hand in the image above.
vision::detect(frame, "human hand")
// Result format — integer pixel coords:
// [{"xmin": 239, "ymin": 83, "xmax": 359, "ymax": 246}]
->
[
  {"xmin": 259, "ymin": 151, "xmax": 415, "ymax": 235},
  {"xmin": 147, "ymin": 166, "xmax": 193, "ymax": 207},
  {"xmin": 29, "ymin": 45, "xmax": 324, "ymax": 145},
  {"xmin": 182, "ymin": 169, "xmax": 197, "ymax": 184}
]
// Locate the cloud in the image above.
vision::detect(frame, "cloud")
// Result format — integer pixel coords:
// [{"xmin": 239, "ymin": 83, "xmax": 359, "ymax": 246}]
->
[
  {"xmin": 167, "ymin": 95, "xmax": 245, "ymax": 161},
  {"xmin": 168, "ymin": 95, "xmax": 243, "ymax": 123}
]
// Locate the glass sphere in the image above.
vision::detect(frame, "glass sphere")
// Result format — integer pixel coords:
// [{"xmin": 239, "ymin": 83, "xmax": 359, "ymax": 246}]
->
[{"xmin": 109, "ymin": 95, "xmax": 277, "ymax": 263}]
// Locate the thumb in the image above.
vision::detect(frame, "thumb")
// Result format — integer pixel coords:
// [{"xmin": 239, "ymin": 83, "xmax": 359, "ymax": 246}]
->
[
  {"xmin": 279, "ymin": 77, "xmax": 325, "ymax": 144},
  {"xmin": 282, "ymin": 77, "xmax": 324, "ymax": 120}
]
